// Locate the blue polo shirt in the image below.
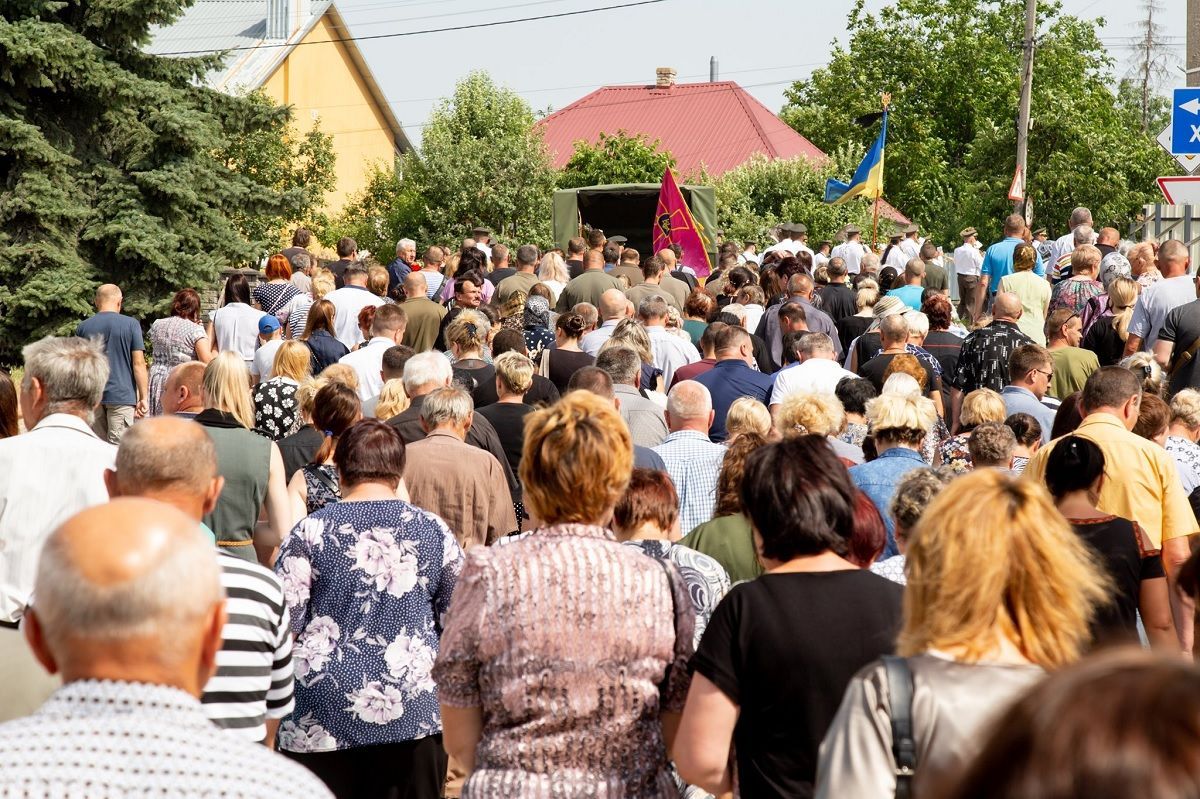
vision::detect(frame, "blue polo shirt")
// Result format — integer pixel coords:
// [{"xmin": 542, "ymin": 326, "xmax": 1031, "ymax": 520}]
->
[
  {"xmin": 981, "ymin": 237, "xmax": 1045, "ymax": 292},
  {"xmin": 692, "ymin": 359, "xmax": 774, "ymax": 443},
  {"xmin": 849, "ymin": 447, "xmax": 926, "ymax": 557}
]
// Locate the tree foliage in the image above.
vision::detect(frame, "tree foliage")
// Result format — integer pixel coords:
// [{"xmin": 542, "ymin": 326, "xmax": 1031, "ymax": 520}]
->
[
  {"xmin": 0, "ymin": 0, "xmax": 336, "ymax": 357},
  {"xmin": 780, "ymin": 0, "xmax": 1175, "ymax": 245},
  {"xmin": 558, "ymin": 131, "xmax": 676, "ymax": 188},
  {"xmin": 703, "ymin": 152, "xmax": 883, "ymax": 245},
  {"xmin": 331, "ymin": 71, "xmax": 557, "ymax": 255}
]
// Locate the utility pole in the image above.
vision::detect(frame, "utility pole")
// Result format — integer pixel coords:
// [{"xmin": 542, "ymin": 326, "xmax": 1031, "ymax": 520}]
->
[
  {"xmin": 1190, "ymin": 0, "xmax": 1200, "ymax": 87},
  {"xmin": 1014, "ymin": 0, "xmax": 1037, "ymax": 216}
]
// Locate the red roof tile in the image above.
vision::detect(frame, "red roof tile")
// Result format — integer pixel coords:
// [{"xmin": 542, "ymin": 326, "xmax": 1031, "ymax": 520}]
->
[{"xmin": 537, "ymin": 80, "xmax": 826, "ymax": 176}]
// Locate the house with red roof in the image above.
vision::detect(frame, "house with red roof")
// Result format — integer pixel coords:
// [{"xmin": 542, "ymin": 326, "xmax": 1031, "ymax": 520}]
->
[{"xmin": 537, "ymin": 68, "xmax": 908, "ymax": 223}]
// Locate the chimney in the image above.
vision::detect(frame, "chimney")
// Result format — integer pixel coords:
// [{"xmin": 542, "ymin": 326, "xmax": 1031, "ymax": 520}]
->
[
  {"xmin": 655, "ymin": 67, "xmax": 677, "ymax": 88},
  {"xmin": 266, "ymin": 0, "xmax": 288, "ymax": 39},
  {"xmin": 710, "ymin": 56, "xmax": 719, "ymax": 82}
]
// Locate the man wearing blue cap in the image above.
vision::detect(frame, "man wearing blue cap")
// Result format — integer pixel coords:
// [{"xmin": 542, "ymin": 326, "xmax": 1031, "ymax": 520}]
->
[{"xmin": 251, "ymin": 315, "xmax": 283, "ymax": 384}]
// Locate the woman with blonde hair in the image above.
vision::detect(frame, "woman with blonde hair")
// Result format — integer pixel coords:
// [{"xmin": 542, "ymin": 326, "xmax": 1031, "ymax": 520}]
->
[
  {"xmin": 725, "ymin": 396, "xmax": 773, "ymax": 442},
  {"xmin": 434, "ymin": 391, "xmax": 695, "ymax": 797},
  {"xmin": 367, "ymin": 264, "xmax": 392, "ymax": 300},
  {"xmin": 850, "ymin": 390, "xmax": 938, "ymax": 557},
  {"xmin": 253, "ymin": 340, "xmax": 312, "ymax": 440},
  {"xmin": 283, "ymin": 267, "xmax": 334, "ymax": 340},
  {"xmin": 537, "ymin": 251, "xmax": 570, "ymax": 302},
  {"xmin": 777, "ymin": 392, "xmax": 862, "ymax": 464},
  {"xmin": 817, "ymin": 470, "xmax": 1109, "ymax": 797},
  {"xmin": 939, "ymin": 388, "xmax": 1007, "ymax": 471},
  {"xmin": 1082, "ymin": 276, "xmax": 1137, "ymax": 366},
  {"xmin": 603, "ymin": 318, "xmax": 664, "ymax": 394},
  {"xmin": 196, "ymin": 351, "xmax": 290, "ymax": 563},
  {"xmin": 1166, "ymin": 389, "xmax": 1200, "ymax": 481},
  {"xmin": 1120, "ymin": 351, "xmax": 1166, "ymax": 397},
  {"xmin": 373, "ymin": 379, "xmax": 410, "ymax": 419},
  {"xmin": 444, "ymin": 309, "xmax": 496, "ymax": 407},
  {"xmin": 836, "ymin": 281, "xmax": 879, "ymax": 353}
]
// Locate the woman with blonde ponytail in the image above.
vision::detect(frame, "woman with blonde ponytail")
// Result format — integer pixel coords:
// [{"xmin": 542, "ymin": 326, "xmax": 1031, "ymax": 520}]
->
[
  {"xmin": 816, "ymin": 469, "xmax": 1110, "ymax": 798},
  {"xmin": 1082, "ymin": 276, "xmax": 1138, "ymax": 366}
]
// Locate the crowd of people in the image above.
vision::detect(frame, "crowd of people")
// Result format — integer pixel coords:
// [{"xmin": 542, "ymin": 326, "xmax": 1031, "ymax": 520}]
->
[{"xmin": 3, "ymin": 211, "xmax": 1200, "ymax": 798}]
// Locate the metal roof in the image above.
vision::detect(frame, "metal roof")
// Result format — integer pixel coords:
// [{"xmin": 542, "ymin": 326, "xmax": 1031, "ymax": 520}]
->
[
  {"xmin": 146, "ymin": 1, "xmax": 411, "ymax": 152},
  {"xmin": 537, "ymin": 80, "xmax": 827, "ymax": 176}
]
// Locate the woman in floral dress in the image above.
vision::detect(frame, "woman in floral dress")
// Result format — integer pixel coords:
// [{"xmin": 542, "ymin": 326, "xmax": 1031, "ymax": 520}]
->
[
  {"xmin": 275, "ymin": 419, "xmax": 464, "ymax": 799},
  {"xmin": 253, "ymin": 341, "xmax": 310, "ymax": 440},
  {"xmin": 147, "ymin": 288, "xmax": 213, "ymax": 415}
]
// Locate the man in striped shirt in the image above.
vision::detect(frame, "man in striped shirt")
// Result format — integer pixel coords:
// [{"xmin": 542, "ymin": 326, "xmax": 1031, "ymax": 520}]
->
[{"xmin": 105, "ymin": 417, "xmax": 294, "ymax": 745}]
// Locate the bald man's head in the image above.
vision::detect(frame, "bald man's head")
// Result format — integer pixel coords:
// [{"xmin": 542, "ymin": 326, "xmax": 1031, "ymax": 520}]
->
[
  {"xmin": 657, "ymin": 248, "xmax": 677, "ymax": 268},
  {"xmin": 106, "ymin": 417, "xmax": 223, "ymax": 522},
  {"xmin": 94, "ymin": 284, "xmax": 122, "ymax": 311},
  {"xmin": 598, "ymin": 288, "xmax": 628, "ymax": 320},
  {"xmin": 583, "ymin": 250, "xmax": 605, "ymax": 271},
  {"xmin": 665, "ymin": 380, "xmax": 714, "ymax": 433},
  {"xmin": 992, "ymin": 292, "xmax": 1024, "ymax": 321},
  {"xmin": 1159, "ymin": 239, "xmax": 1191, "ymax": 277},
  {"xmin": 162, "ymin": 361, "xmax": 205, "ymax": 415},
  {"xmin": 26, "ymin": 498, "xmax": 225, "ymax": 695},
  {"xmin": 403, "ymin": 271, "xmax": 428, "ymax": 298}
]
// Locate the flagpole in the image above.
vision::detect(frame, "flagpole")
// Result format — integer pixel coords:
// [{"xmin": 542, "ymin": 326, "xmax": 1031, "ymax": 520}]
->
[{"xmin": 870, "ymin": 92, "xmax": 891, "ymax": 249}]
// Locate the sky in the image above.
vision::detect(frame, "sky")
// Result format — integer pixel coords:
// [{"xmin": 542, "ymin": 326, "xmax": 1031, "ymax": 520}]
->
[{"xmin": 327, "ymin": 0, "xmax": 1187, "ymax": 148}]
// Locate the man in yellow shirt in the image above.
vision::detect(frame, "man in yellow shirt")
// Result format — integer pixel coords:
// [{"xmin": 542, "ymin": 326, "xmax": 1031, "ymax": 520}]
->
[{"xmin": 1025, "ymin": 367, "xmax": 1198, "ymax": 652}]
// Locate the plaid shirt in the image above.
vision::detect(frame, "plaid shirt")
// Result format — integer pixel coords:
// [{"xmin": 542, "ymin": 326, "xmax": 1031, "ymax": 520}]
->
[
  {"xmin": 652, "ymin": 430, "xmax": 726, "ymax": 533},
  {"xmin": 949, "ymin": 321, "xmax": 1032, "ymax": 393}
]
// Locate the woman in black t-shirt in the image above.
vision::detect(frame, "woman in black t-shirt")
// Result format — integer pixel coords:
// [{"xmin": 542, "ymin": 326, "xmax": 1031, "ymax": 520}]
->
[
  {"xmin": 1045, "ymin": 435, "xmax": 1173, "ymax": 648},
  {"xmin": 543, "ymin": 312, "xmax": 595, "ymax": 394},
  {"xmin": 673, "ymin": 436, "xmax": 903, "ymax": 799}
]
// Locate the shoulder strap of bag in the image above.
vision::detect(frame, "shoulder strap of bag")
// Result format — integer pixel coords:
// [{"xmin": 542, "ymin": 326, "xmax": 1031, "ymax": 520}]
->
[
  {"xmin": 1168, "ymin": 336, "xmax": 1200, "ymax": 377},
  {"xmin": 654, "ymin": 555, "xmax": 690, "ymax": 701},
  {"xmin": 306, "ymin": 464, "xmax": 341, "ymax": 497},
  {"xmin": 882, "ymin": 655, "xmax": 916, "ymax": 799}
]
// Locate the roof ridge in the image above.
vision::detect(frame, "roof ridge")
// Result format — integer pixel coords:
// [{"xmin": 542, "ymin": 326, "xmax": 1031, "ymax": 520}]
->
[{"xmin": 726, "ymin": 82, "xmax": 776, "ymax": 158}]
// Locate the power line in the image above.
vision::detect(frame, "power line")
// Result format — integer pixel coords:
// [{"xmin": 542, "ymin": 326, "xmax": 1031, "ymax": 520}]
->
[{"xmin": 157, "ymin": 0, "xmax": 668, "ymax": 56}]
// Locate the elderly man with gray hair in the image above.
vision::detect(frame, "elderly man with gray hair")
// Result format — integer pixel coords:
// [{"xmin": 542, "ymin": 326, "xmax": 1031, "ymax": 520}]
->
[
  {"xmin": 595, "ymin": 345, "xmax": 669, "ymax": 447},
  {"xmin": 0, "ymin": 498, "xmax": 332, "ymax": 798},
  {"xmin": 651, "ymin": 381, "xmax": 726, "ymax": 532},
  {"xmin": 387, "ymin": 237, "xmax": 418, "ymax": 296},
  {"xmin": 639, "ymin": 296, "xmax": 700, "ymax": 386},
  {"xmin": 0, "ymin": 336, "xmax": 116, "ymax": 722},
  {"xmin": 104, "ymin": 416, "xmax": 296, "ymax": 747},
  {"xmin": 402, "ymin": 386, "xmax": 517, "ymax": 550},
  {"xmin": 770, "ymin": 332, "xmax": 858, "ymax": 409}
]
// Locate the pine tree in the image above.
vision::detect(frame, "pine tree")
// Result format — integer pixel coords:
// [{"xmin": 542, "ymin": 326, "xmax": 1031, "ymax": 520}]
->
[{"xmin": 0, "ymin": 0, "xmax": 333, "ymax": 358}]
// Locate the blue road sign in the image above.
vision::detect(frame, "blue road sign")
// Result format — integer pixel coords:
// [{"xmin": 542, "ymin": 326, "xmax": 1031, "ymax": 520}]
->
[{"xmin": 1172, "ymin": 88, "xmax": 1200, "ymax": 155}]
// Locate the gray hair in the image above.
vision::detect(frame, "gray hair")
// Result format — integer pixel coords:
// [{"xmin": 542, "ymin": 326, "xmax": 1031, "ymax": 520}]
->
[
  {"xmin": 419, "ymin": 386, "xmax": 473, "ymax": 427},
  {"xmin": 115, "ymin": 418, "xmax": 218, "ymax": 495},
  {"xmin": 34, "ymin": 507, "xmax": 221, "ymax": 655},
  {"xmin": 906, "ymin": 311, "xmax": 930, "ymax": 338},
  {"xmin": 860, "ymin": 252, "xmax": 881, "ymax": 272},
  {"xmin": 797, "ymin": 332, "xmax": 836, "ymax": 357},
  {"xmin": 1070, "ymin": 206, "xmax": 1093, "ymax": 228},
  {"xmin": 402, "ymin": 352, "xmax": 453, "ymax": 395},
  {"xmin": 396, "ymin": 238, "xmax": 415, "ymax": 254},
  {"xmin": 667, "ymin": 380, "xmax": 712, "ymax": 419},
  {"xmin": 290, "ymin": 251, "xmax": 312, "ymax": 272},
  {"xmin": 516, "ymin": 244, "xmax": 540, "ymax": 267},
  {"xmin": 22, "ymin": 336, "xmax": 108, "ymax": 416},
  {"xmin": 637, "ymin": 296, "xmax": 670, "ymax": 320},
  {"xmin": 595, "ymin": 344, "xmax": 641, "ymax": 387},
  {"xmin": 1072, "ymin": 224, "xmax": 1095, "ymax": 247}
]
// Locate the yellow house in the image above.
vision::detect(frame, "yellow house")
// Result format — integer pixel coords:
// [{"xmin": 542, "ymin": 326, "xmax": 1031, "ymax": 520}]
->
[{"xmin": 149, "ymin": 0, "xmax": 411, "ymax": 212}]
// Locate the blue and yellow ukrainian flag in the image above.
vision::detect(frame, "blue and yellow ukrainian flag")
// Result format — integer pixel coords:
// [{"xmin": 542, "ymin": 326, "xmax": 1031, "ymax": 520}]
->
[{"xmin": 823, "ymin": 110, "xmax": 887, "ymax": 205}]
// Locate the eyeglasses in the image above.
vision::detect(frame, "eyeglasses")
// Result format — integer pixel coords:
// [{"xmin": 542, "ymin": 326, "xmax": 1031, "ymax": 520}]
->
[{"xmin": 1034, "ymin": 368, "xmax": 1053, "ymax": 379}]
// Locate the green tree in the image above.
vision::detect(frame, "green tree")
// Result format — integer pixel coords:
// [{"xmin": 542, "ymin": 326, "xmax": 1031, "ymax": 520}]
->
[
  {"xmin": 558, "ymin": 131, "xmax": 676, "ymax": 188},
  {"xmin": 328, "ymin": 156, "xmax": 427, "ymax": 262},
  {"xmin": 412, "ymin": 71, "xmax": 556, "ymax": 245},
  {"xmin": 703, "ymin": 152, "xmax": 883, "ymax": 246},
  {"xmin": 0, "ymin": 0, "xmax": 333, "ymax": 357},
  {"xmin": 780, "ymin": 0, "xmax": 1175, "ymax": 245}
]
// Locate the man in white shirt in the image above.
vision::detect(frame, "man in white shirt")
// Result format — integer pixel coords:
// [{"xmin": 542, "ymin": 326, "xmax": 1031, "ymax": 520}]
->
[
  {"xmin": 1048, "ymin": 206, "xmax": 1093, "ymax": 268},
  {"xmin": 760, "ymin": 223, "xmax": 795, "ymax": 257},
  {"xmin": 883, "ymin": 232, "xmax": 909, "ymax": 273},
  {"xmin": 831, "ymin": 225, "xmax": 868, "ymax": 274},
  {"xmin": 770, "ymin": 332, "xmax": 858, "ymax": 410},
  {"xmin": 325, "ymin": 263, "xmax": 386, "ymax": 349},
  {"xmin": 790, "ymin": 223, "xmax": 815, "ymax": 259},
  {"xmin": 581, "ymin": 289, "xmax": 630, "ymax": 356},
  {"xmin": 0, "ymin": 336, "xmax": 116, "ymax": 722},
  {"xmin": 250, "ymin": 316, "xmax": 283, "ymax": 383},
  {"xmin": 640, "ymin": 296, "xmax": 701, "ymax": 386},
  {"xmin": 953, "ymin": 227, "xmax": 985, "ymax": 325},
  {"xmin": 339, "ymin": 304, "xmax": 408, "ymax": 401},
  {"xmin": 472, "ymin": 225, "xmax": 493, "ymax": 259},
  {"xmin": 899, "ymin": 223, "xmax": 922, "ymax": 260}
]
